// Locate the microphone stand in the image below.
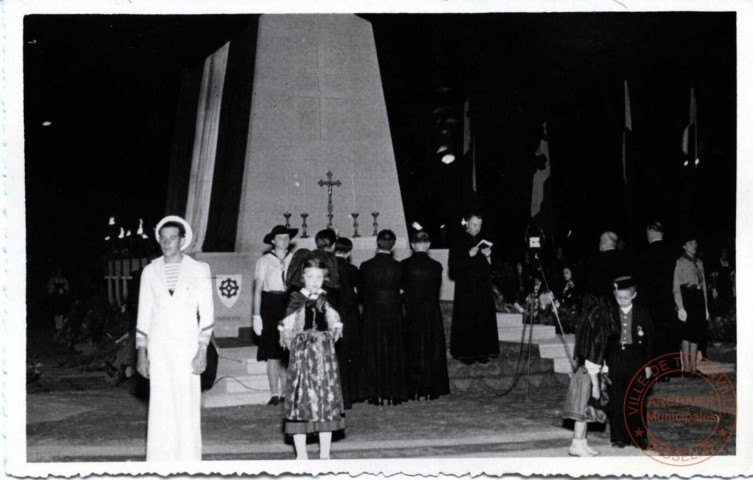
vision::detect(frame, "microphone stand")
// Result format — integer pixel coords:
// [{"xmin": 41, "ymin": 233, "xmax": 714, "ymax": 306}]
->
[{"xmin": 533, "ymin": 252, "xmax": 577, "ymax": 373}]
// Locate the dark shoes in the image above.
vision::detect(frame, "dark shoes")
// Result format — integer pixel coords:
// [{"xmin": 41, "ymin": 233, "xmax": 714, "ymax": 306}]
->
[{"xmin": 267, "ymin": 395, "xmax": 280, "ymax": 406}]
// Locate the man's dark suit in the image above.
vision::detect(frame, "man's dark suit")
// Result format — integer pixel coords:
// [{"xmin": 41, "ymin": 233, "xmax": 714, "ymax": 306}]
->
[{"xmin": 636, "ymin": 240, "xmax": 678, "ymax": 357}]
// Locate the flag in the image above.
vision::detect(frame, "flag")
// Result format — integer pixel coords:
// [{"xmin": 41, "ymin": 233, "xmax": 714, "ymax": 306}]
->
[
  {"xmin": 472, "ymin": 135, "xmax": 477, "ymax": 193},
  {"xmin": 530, "ymin": 122, "xmax": 550, "ymax": 218},
  {"xmin": 682, "ymin": 87, "xmax": 698, "ymax": 163},
  {"xmin": 621, "ymin": 79, "xmax": 632, "ymax": 184}
]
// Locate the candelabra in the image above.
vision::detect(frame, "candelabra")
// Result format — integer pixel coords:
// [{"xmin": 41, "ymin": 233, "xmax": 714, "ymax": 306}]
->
[
  {"xmin": 351, "ymin": 213, "xmax": 360, "ymax": 238},
  {"xmin": 300, "ymin": 213, "xmax": 309, "ymax": 238},
  {"xmin": 371, "ymin": 211, "xmax": 380, "ymax": 236},
  {"xmin": 283, "ymin": 212, "xmax": 292, "ymax": 229}
]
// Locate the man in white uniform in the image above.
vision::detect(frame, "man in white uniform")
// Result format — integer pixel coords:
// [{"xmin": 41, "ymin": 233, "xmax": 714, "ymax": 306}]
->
[{"xmin": 136, "ymin": 215, "xmax": 214, "ymax": 461}]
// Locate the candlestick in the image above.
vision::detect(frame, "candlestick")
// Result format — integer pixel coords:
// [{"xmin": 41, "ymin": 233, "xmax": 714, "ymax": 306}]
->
[
  {"xmin": 351, "ymin": 173, "xmax": 357, "ymax": 213},
  {"xmin": 283, "ymin": 212, "xmax": 292, "ymax": 229},
  {"xmin": 300, "ymin": 213, "xmax": 309, "ymax": 238},
  {"xmin": 351, "ymin": 213, "xmax": 360, "ymax": 237},
  {"xmin": 371, "ymin": 211, "xmax": 379, "ymax": 236}
]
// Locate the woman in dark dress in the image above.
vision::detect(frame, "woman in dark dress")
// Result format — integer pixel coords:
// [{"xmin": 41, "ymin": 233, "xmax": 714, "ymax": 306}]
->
[
  {"xmin": 358, "ymin": 229, "xmax": 408, "ymax": 405},
  {"xmin": 401, "ymin": 231, "xmax": 450, "ymax": 400},
  {"xmin": 448, "ymin": 213, "xmax": 499, "ymax": 364}
]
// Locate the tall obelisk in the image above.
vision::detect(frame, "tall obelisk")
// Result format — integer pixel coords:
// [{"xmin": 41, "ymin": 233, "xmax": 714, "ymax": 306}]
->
[{"xmin": 235, "ymin": 15, "xmax": 408, "ymax": 251}]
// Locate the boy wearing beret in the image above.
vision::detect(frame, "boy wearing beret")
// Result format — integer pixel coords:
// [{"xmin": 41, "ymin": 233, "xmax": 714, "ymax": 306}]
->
[{"xmin": 606, "ymin": 276, "xmax": 654, "ymax": 449}]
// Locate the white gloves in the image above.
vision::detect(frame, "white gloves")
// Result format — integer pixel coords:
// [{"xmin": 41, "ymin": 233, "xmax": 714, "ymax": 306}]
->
[{"xmin": 253, "ymin": 315, "xmax": 263, "ymax": 336}]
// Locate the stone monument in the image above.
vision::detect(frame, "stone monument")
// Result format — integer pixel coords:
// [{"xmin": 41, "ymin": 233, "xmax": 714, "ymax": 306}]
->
[
  {"xmin": 179, "ymin": 14, "xmax": 439, "ymax": 407},
  {"xmin": 234, "ymin": 14, "xmax": 408, "ymax": 251}
]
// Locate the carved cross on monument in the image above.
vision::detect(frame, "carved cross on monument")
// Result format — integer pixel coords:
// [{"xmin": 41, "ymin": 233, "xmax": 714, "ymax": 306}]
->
[{"xmin": 318, "ymin": 171, "xmax": 341, "ymax": 229}]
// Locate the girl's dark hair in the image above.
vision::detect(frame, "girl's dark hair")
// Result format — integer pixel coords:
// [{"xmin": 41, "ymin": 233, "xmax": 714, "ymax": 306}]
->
[
  {"xmin": 302, "ymin": 257, "xmax": 328, "ymax": 273},
  {"xmin": 159, "ymin": 221, "xmax": 186, "ymax": 237}
]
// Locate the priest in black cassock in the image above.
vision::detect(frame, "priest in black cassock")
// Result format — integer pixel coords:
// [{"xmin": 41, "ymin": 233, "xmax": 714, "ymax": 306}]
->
[
  {"xmin": 401, "ymin": 231, "xmax": 450, "ymax": 399},
  {"xmin": 334, "ymin": 237, "xmax": 361, "ymax": 408},
  {"xmin": 358, "ymin": 229, "xmax": 408, "ymax": 405},
  {"xmin": 448, "ymin": 213, "xmax": 500, "ymax": 364}
]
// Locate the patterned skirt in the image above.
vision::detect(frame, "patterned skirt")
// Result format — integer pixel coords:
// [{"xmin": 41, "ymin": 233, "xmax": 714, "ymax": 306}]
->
[
  {"xmin": 284, "ymin": 330, "xmax": 346, "ymax": 435},
  {"xmin": 562, "ymin": 366, "xmax": 608, "ymax": 423}
]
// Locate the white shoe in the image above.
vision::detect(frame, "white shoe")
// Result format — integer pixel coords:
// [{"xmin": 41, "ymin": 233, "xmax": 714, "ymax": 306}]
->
[
  {"xmin": 583, "ymin": 440, "xmax": 600, "ymax": 456},
  {"xmin": 569, "ymin": 438, "xmax": 596, "ymax": 457}
]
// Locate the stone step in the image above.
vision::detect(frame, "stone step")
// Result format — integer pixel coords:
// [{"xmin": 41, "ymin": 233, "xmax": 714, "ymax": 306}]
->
[
  {"xmin": 705, "ymin": 343, "xmax": 737, "ymax": 364},
  {"xmin": 487, "ymin": 341, "xmax": 542, "ymax": 358},
  {"xmin": 447, "ymin": 356, "xmax": 554, "ymax": 378},
  {"xmin": 697, "ymin": 361, "xmax": 736, "ymax": 375},
  {"xmin": 536, "ymin": 335, "xmax": 576, "ymax": 359},
  {"xmin": 536, "ymin": 335, "xmax": 577, "ymax": 374},
  {"xmin": 450, "ymin": 372, "xmax": 571, "ymax": 393},
  {"xmin": 216, "ymin": 346, "xmax": 266, "ymax": 376},
  {"xmin": 497, "ymin": 324, "xmax": 558, "ymax": 342},
  {"xmin": 214, "ymin": 323, "xmax": 241, "ymax": 339},
  {"xmin": 217, "ymin": 374, "xmax": 269, "ymax": 394},
  {"xmin": 496, "ymin": 312, "xmax": 524, "ymax": 328},
  {"xmin": 202, "ymin": 390, "xmax": 271, "ymax": 408},
  {"xmin": 553, "ymin": 357, "xmax": 577, "ymax": 374}
]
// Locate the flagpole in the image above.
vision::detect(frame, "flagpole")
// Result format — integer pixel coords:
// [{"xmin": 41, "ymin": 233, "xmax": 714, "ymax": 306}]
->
[{"xmin": 694, "ymin": 88, "xmax": 699, "ymax": 162}]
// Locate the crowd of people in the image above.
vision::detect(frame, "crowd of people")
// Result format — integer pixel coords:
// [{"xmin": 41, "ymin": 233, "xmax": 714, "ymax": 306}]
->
[
  {"xmin": 496, "ymin": 225, "xmax": 734, "ymax": 343},
  {"xmin": 134, "ymin": 214, "xmax": 735, "ymax": 461},
  {"xmin": 254, "ymin": 225, "xmax": 455, "ymax": 407},
  {"xmin": 560, "ymin": 222, "xmax": 735, "ymax": 456}
]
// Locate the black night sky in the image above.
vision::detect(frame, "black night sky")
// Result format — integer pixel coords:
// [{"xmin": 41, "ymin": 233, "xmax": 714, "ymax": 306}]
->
[{"xmin": 24, "ymin": 13, "xmax": 736, "ymax": 293}]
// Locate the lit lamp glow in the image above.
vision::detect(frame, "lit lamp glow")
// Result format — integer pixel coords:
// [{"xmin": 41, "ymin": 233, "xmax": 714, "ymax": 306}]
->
[{"xmin": 441, "ymin": 153, "xmax": 456, "ymax": 164}]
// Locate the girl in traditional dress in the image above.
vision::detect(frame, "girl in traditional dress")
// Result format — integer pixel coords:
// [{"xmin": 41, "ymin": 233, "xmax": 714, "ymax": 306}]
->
[
  {"xmin": 562, "ymin": 294, "xmax": 617, "ymax": 456},
  {"xmin": 279, "ymin": 257, "xmax": 345, "ymax": 460}
]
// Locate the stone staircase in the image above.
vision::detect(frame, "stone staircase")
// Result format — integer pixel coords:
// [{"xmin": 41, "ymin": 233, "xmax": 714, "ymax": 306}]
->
[
  {"xmin": 447, "ymin": 342, "xmax": 569, "ymax": 393},
  {"xmin": 203, "ymin": 345, "xmax": 271, "ymax": 408},
  {"xmin": 203, "ymin": 310, "xmax": 573, "ymax": 407},
  {"xmin": 494, "ymin": 312, "xmax": 577, "ymax": 374}
]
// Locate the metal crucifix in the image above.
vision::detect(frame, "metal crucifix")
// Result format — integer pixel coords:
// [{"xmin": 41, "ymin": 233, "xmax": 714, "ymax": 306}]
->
[{"xmin": 318, "ymin": 171, "xmax": 342, "ymax": 229}]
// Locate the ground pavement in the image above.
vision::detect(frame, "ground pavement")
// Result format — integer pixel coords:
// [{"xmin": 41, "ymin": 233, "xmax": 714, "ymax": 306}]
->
[
  {"xmin": 26, "ymin": 315, "xmax": 737, "ymax": 462},
  {"xmin": 26, "ymin": 356, "xmax": 735, "ymax": 462}
]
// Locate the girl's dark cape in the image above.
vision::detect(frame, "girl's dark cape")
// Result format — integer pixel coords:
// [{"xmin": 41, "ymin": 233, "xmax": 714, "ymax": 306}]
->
[{"xmin": 286, "ymin": 290, "xmax": 308, "ymax": 316}]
